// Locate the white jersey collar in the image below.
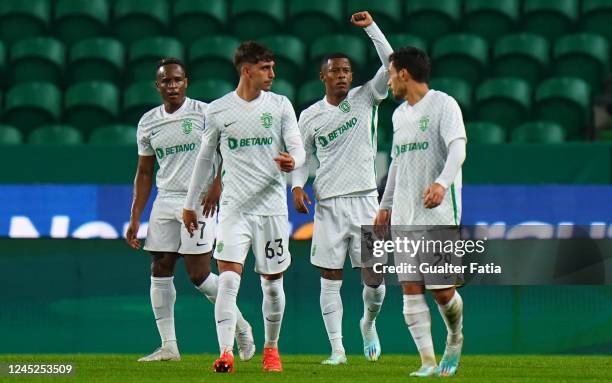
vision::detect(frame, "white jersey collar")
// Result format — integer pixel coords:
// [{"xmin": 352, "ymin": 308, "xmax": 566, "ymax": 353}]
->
[{"xmin": 161, "ymin": 97, "xmax": 190, "ymax": 118}]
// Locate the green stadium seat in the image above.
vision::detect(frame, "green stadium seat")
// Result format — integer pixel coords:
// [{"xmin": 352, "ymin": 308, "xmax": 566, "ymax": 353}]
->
[
  {"xmin": 68, "ymin": 38, "xmax": 124, "ymax": 84},
  {"xmin": 28, "ymin": 124, "xmax": 83, "ymax": 145},
  {"xmin": 404, "ymin": 0, "xmax": 460, "ymax": 43},
  {"xmin": 534, "ymin": 77, "xmax": 591, "ymax": 139},
  {"xmin": 288, "ymin": 0, "xmax": 343, "ymax": 43},
  {"xmin": 0, "ymin": 124, "xmax": 23, "ymax": 144},
  {"xmin": 367, "ymin": 33, "xmax": 427, "ymax": 75},
  {"xmin": 465, "ymin": 121, "xmax": 506, "ymax": 143},
  {"xmin": 9, "ymin": 37, "xmax": 65, "ymax": 85},
  {"xmin": 346, "ymin": 0, "xmax": 401, "ymax": 34},
  {"xmin": 463, "ymin": 0, "xmax": 519, "ymax": 43},
  {"xmin": 4, "ymin": 82, "xmax": 61, "ymax": 133},
  {"xmin": 230, "ymin": 0, "xmax": 284, "ymax": 40},
  {"xmin": 492, "ymin": 33, "xmax": 549, "ymax": 84},
  {"xmin": 297, "ymin": 80, "xmax": 325, "ymax": 111},
  {"xmin": 0, "ymin": 41, "xmax": 5, "ymax": 86},
  {"xmin": 581, "ymin": 0, "xmax": 612, "ymax": 44},
  {"xmin": 310, "ymin": 35, "xmax": 367, "ymax": 82},
  {"xmin": 54, "ymin": 0, "xmax": 109, "ymax": 46},
  {"xmin": 189, "ymin": 36, "xmax": 240, "ymax": 83},
  {"xmin": 511, "ymin": 121, "xmax": 565, "ymax": 143},
  {"xmin": 475, "ymin": 78, "xmax": 531, "ymax": 132},
  {"xmin": 128, "ymin": 37, "xmax": 184, "ymax": 82},
  {"xmin": 432, "ymin": 34, "xmax": 489, "ymax": 85},
  {"xmin": 188, "ymin": 79, "xmax": 233, "ymax": 103},
  {"xmin": 271, "ymin": 79, "xmax": 296, "ymax": 104},
  {"xmin": 377, "ymin": 94, "xmax": 401, "ymax": 141},
  {"xmin": 64, "ymin": 81, "xmax": 119, "ymax": 135},
  {"xmin": 553, "ymin": 33, "xmax": 610, "ymax": 92},
  {"xmin": 89, "ymin": 124, "xmax": 136, "ymax": 145},
  {"xmin": 173, "ymin": 0, "xmax": 226, "ymax": 44},
  {"xmin": 123, "ymin": 81, "xmax": 160, "ymax": 126},
  {"xmin": 0, "ymin": 0, "xmax": 50, "ymax": 44},
  {"xmin": 522, "ymin": 0, "xmax": 578, "ymax": 42},
  {"xmin": 112, "ymin": 0, "xmax": 168, "ymax": 45},
  {"xmin": 430, "ymin": 77, "xmax": 473, "ymax": 117},
  {"xmin": 259, "ymin": 35, "xmax": 305, "ymax": 84}
]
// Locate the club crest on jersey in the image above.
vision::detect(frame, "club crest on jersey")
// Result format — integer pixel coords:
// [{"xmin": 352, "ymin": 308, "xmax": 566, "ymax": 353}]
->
[
  {"xmin": 260, "ymin": 112, "xmax": 273, "ymax": 129},
  {"xmin": 418, "ymin": 116, "xmax": 430, "ymax": 132},
  {"xmin": 217, "ymin": 241, "xmax": 224, "ymax": 253},
  {"xmin": 181, "ymin": 119, "xmax": 193, "ymax": 134},
  {"xmin": 339, "ymin": 100, "xmax": 351, "ymax": 113}
]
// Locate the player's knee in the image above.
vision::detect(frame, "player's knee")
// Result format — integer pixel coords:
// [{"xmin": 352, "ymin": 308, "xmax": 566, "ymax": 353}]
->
[
  {"xmin": 188, "ymin": 269, "xmax": 210, "ymax": 286},
  {"xmin": 320, "ymin": 268, "xmax": 343, "ymax": 280},
  {"xmin": 433, "ymin": 288, "xmax": 455, "ymax": 305},
  {"xmin": 150, "ymin": 253, "xmax": 177, "ymax": 277}
]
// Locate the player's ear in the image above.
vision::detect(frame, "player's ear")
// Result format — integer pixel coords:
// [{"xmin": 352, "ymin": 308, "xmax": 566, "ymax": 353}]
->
[
  {"xmin": 184, "ymin": 77, "xmax": 189, "ymax": 89},
  {"xmin": 399, "ymin": 68, "xmax": 410, "ymax": 82}
]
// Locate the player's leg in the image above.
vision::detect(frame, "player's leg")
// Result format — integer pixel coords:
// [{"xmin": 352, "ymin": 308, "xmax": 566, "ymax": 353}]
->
[
  {"xmin": 311, "ymin": 198, "xmax": 349, "ymax": 364},
  {"xmin": 350, "ymin": 196, "xmax": 386, "ymax": 362},
  {"xmin": 180, "ymin": 211, "xmax": 255, "ymax": 361},
  {"xmin": 138, "ymin": 251, "xmax": 181, "ymax": 361},
  {"xmin": 431, "ymin": 287, "xmax": 463, "ymax": 376},
  {"xmin": 402, "ymin": 282, "xmax": 437, "ymax": 377},
  {"xmin": 253, "ymin": 214, "xmax": 291, "ymax": 372},
  {"xmin": 319, "ymin": 268, "xmax": 347, "ymax": 365},
  {"xmin": 210, "ymin": 211, "xmax": 250, "ymax": 372},
  {"xmin": 139, "ymin": 199, "xmax": 182, "ymax": 362}
]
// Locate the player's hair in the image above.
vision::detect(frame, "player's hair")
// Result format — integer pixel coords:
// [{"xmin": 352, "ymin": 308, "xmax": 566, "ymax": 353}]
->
[
  {"xmin": 389, "ymin": 47, "xmax": 430, "ymax": 83},
  {"xmin": 320, "ymin": 52, "xmax": 352, "ymax": 71},
  {"xmin": 233, "ymin": 41, "xmax": 275, "ymax": 73},
  {"xmin": 156, "ymin": 57, "xmax": 187, "ymax": 77}
]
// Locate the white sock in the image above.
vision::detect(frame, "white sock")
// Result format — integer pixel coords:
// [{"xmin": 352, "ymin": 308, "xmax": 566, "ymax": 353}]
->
[
  {"xmin": 403, "ymin": 294, "xmax": 436, "ymax": 367},
  {"xmin": 437, "ymin": 291, "xmax": 464, "ymax": 345},
  {"xmin": 362, "ymin": 284, "xmax": 386, "ymax": 328},
  {"xmin": 150, "ymin": 276, "xmax": 178, "ymax": 353},
  {"xmin": 215, "ymin": 271, "xmax": 241, "ymax": 354},
  {"xmin": 320, "ymin": 278, "xmax": 344, "ymax": 354},
  {"xmin": 261, "ymin": 276, "xmax": 285, "ymax": 349},
  {"xmin": 195, "ymin": 273, "xmax": 250, "ymax": 334}
]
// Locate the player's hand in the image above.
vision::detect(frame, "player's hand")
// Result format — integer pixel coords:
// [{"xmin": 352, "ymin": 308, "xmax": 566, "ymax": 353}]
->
[
  {"xmin": 423, "ymin": 182, "xmax": 446, "ymax": 209},
  {"xmin": 182, "ymin": 208, "xmax": 198, "ymax": 237},
  {"xmin": 351, "ymin": 11, "xmax": 373, "ymax": 28},
  {"xmin": 201, "ymin": 177, "xmax": 221, "ymax": 218},
  {"xmin": 125, "ymin": 219, "xmax": 141, "ymax": 249},
  {"xmin": 274, "ymin": 152, "xmax": 296, "ymax": 172},
  {"xmin": 292, "ymin": 187, "xmax": 312, "ymax": 214},
  {"xmin": 373, "ymin": 208, "xmax": 391, "ymax": 239}
]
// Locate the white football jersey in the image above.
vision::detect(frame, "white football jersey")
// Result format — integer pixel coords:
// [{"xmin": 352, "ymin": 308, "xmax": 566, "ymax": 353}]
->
[
  {"xmin": 389, "ymin": 90, "xmax": 466, "ymax": 226},
  {"xmin": 298, "ymin": 81, "xmax": 386, "ymax": 200},
  {"xmin": 137, "ymin": 98, "xmax": 215, "ymax": 199},
  {"xmin": 200, "ymin": 91, "xmax": 300, "ymax": 216}
]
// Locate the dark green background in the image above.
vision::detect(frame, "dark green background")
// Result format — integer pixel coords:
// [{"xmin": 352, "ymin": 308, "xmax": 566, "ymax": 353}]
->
[{"xmin": 1, "ymin": 239, "xmax": 611, "ymax": 354}]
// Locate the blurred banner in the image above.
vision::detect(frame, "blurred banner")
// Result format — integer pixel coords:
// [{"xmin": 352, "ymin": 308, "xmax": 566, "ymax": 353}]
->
[{"xmin": 1, "ymin": 184, "xmax": 612, "ymax": 239}]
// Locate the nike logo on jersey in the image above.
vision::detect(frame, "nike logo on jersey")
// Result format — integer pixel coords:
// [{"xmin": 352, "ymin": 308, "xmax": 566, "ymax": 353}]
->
[
  {"xmin": 151, "ymin": 130, "xmax": 160, "ymax": 137},
  {"xmin": 277, "ymin": 258, "xmax": 286, "ymax": 264},
  {"xmin": 196, "ymin": 242, "xmax": 208, "ymax": 246},
  {"xmin": 314, "ymin": 126, "xmax": 323, "ymax": 133},
  {"xmin": 217, "ymin": 318, "xmax": 230, "ymax": 324},
  {"xmin": 224, "ymin": 121, "xmax": 237, "ymax": 127}
]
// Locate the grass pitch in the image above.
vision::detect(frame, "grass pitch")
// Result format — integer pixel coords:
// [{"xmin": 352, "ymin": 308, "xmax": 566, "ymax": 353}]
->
[{"xmin": 1, "ymin": 354, "xmax": 610, "ymax": 382}]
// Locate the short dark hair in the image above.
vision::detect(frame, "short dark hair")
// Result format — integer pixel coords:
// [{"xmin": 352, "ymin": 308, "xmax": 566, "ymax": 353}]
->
[
  {"xmin": 320, "ymin": 52, "xmax": 352, "ymax": 71},
  {"xmin": 389, "ymin": 47, "xmax": 430, "ymax": 83},
  {"xmin": 233, "ymin": 41, "xmax": 275, "ymax": 72},
  {"xmin": 156, "ymin": 57, "xmax": 187, "ymax": 77}
]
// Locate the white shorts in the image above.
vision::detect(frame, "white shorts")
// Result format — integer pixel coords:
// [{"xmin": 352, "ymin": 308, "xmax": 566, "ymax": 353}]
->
[
  {"xmin": 143, "ymin": 197, "xmax": 216, "ymax": 255},
  {"xmin": 310, "ymin": 196, "xmax": 379, "ymax": 269},
  {"xmin": 393, "ymin": 227, "xmax": 461, "ymax": 290},
  {"xmin": 214, "ymin": 211, "xmax": 291, "ymax": 275}
]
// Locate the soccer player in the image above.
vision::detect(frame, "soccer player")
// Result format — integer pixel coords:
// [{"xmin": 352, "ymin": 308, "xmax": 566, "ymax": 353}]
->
[
  {"xmin": 375, "ymin": 47, "xmax": 466, "ymax": 377},
  {"xmin": 126, "ymin": 58, "xmax": 255, "ymax": 362},
  {"xmin": 291, "ymin": 11, "xmax": 392, "ymax": 365},
  {"xmin": 182, "ymin": 42, "xmax": 305, "ymax": 373}
]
